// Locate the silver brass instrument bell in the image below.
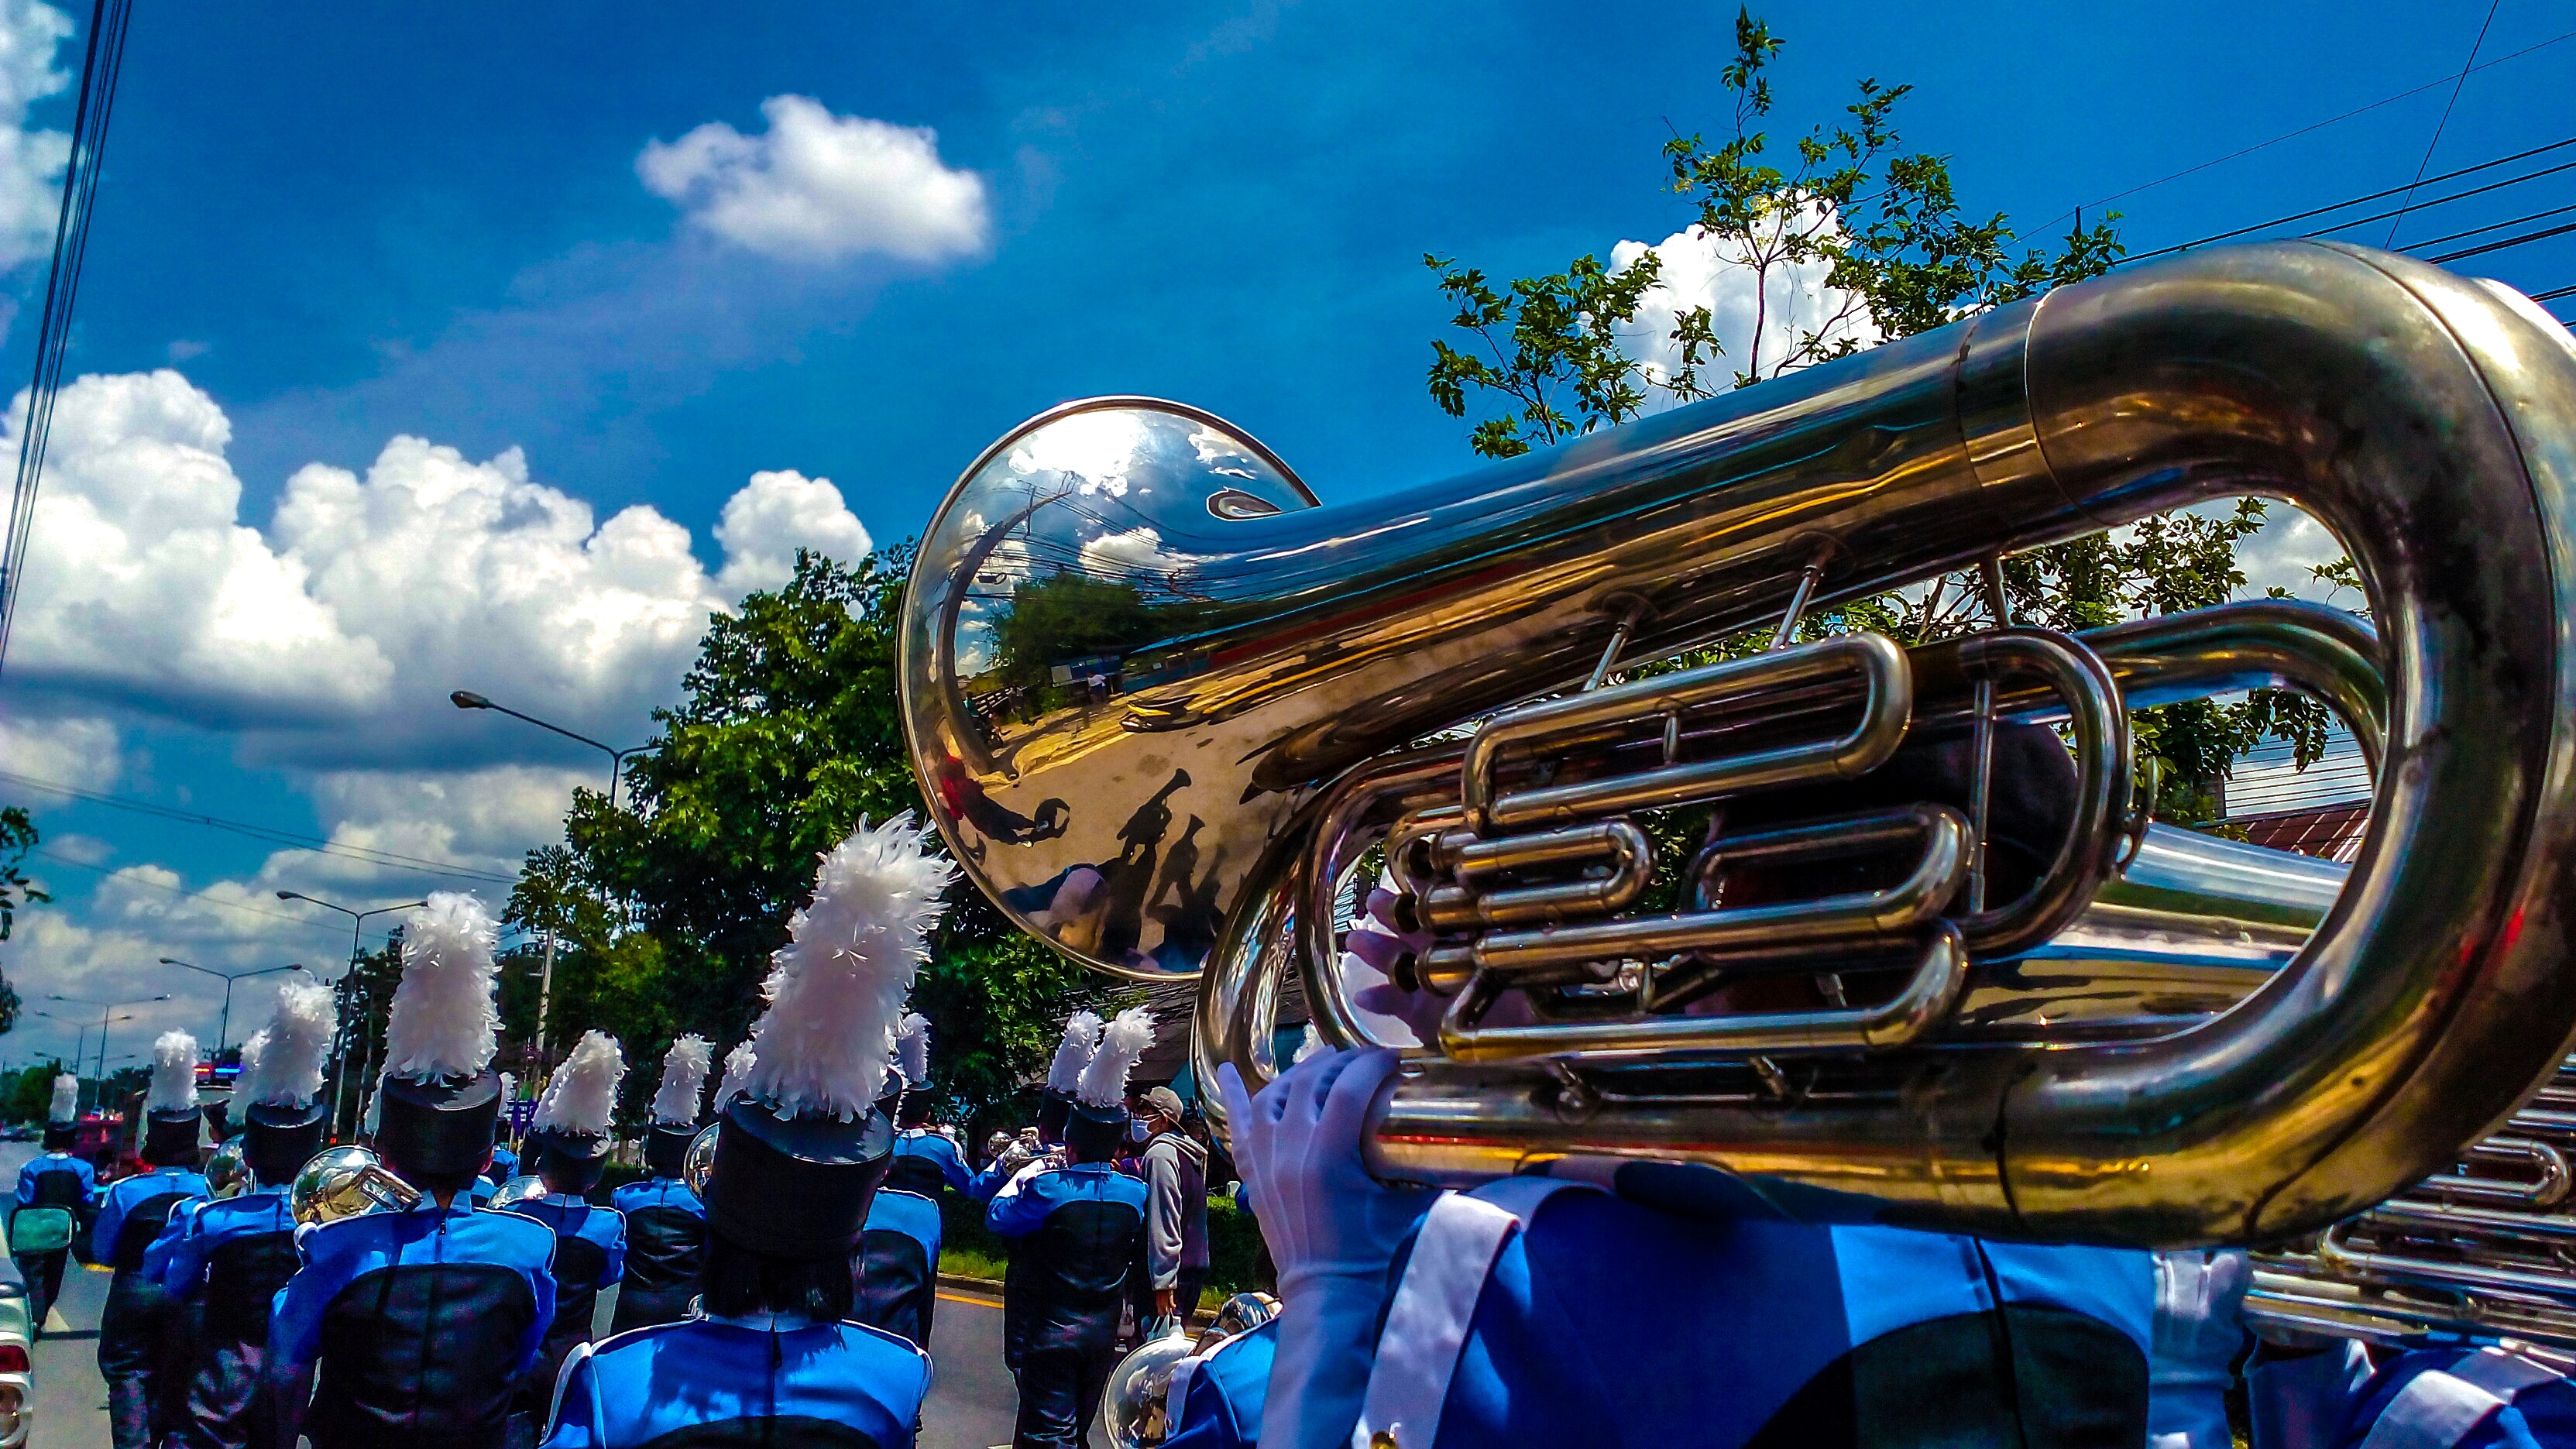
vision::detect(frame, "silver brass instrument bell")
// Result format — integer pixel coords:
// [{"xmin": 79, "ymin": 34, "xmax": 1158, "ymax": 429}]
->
[
  {"xmin": 904, "ymin": 240, "xmax": 2576, "ymax": 1249},
  {"xmin": 288, "ymin": 1144, "xmax": 423, "ymax": 1227},
  {"xmin": 1103, "ymin": 1293, "xmax": 1283, "ymax": 1449}
]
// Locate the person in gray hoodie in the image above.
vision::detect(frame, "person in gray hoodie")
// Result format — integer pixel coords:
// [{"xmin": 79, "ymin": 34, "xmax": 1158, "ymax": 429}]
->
[{"xmin": 1135, "ymin": 1085, "xmax": 1210, "ymax": 1332}]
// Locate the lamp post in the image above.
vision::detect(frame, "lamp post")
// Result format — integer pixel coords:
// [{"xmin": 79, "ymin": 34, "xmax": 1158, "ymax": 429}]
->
[
  {"xmin": 448, "ymin": 691, "xmax": 641, "ymax": 811},
  {"xmin": 274, "ymin": 893, "xmax": 424, "ymax": 1138},
  {"xmin": 26, "ymin": 1009, "xmax": 91, "ymax": 1088},
  {"xmin": 156, "ymin": 959, "xmax": 304, "ymax": 1058},
  {"xmin": 46, "ymin": 994, "xmax": 167, "ymax": 1113}
]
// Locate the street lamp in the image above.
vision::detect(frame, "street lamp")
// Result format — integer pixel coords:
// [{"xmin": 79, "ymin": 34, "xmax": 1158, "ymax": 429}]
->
[
  {"xmin": 157, "ymin": 959, "xmax": 304, "ymax": 1057},
  {"xmin": 273, "ymin": 892, "xmax": 424, "ymax": 1138},
  {"xmin": 26, "ymin": 1008, "xmax": 92, "ymax": 1082},
  {"xmin": 46, "ymin": 993, "xmax": 167, "ymax": 1111},
  {"xmin": 448, "ymin": 690, "xmax": 642, "ymax": 811}
]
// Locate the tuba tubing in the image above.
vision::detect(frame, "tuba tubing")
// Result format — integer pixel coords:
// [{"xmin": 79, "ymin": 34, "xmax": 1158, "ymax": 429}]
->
[{"xmin": 917, "ymin": 243, "xmax": 2576, "ymax": 1248}]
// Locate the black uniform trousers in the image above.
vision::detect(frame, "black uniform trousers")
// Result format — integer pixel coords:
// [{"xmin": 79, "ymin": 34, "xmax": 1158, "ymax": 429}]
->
[
  {"xmin": 99, "ymin": 1269, "xmax": 186, "ymax": 1449},
  {"xmin": 12, "ymin": 1249, "xmax": 64, "ymax": 1337}
]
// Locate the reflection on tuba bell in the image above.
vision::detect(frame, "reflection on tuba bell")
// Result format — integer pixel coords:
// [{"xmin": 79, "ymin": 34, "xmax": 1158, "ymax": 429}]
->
[
  {"xmin": 487, "ymin": 1174, "xmax": 547, "ymax": 1212},
  {"xmin": 681, "ymin": 1121, "xmax": 720, "ymax": 1197},
  {"xmin": 204, "ymin": 1138, "xmax": 246, "ymax": 1200},
  {"xmin": 904, "ymin": 241, "xmax": 2576, "ymax": 1248},
  {"xmin": 289, "ymin": 1145, "xmax": 423, "ymax": 1227}
]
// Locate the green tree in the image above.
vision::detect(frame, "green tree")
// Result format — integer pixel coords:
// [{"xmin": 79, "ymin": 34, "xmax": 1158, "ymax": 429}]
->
[
  {"xmin": 0, "ymin": 805, "xmax": 47, "ymax": 1035},
  {"xmin": 520, "ymin": 549, "xmax": 1101, "ymax": 1138},
  {"xmin": 1426, "ymin": 9, "xmax": 2337, "ymax": 823},
  {"xmin": 2, "ymin": 1059, "xmax": 68, "ymax": 1124}
]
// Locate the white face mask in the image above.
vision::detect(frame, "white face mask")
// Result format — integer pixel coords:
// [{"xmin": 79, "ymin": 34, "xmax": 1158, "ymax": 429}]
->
[{"xmin": 1128, "ymin": 1118, "xmax": 1151, "ymax": 1143}]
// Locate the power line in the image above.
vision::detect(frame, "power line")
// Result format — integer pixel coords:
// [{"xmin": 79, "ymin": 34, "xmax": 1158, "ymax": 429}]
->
[
  {"xmin": 2385, "ymin": 0, "xmax": 2505, "ymax": 247},
  {"xmin": 2297, "ymin": 158, "xmax": 2576, "ymax": 241},
  {"xmin": 2052, "ymin": 27, "xmax": 2576, "ymax": 225},
  {"xmin": 2127, "ymin": 136, "xmax": 2576, "ymax": 262},
  {"xmin": 2430, "ymin": 218, "xmax": 2576, "ymax": 266},
  {"xmin": 2391, "ymin": 201, "xmax": 2576, "ymax": 252},
  {"xmin": 0, "ymin": 766, "xmax": 517, "ymax": 884},
  {"xmin": 2531, "ymin": 283, "xmax": 2576, "ymax": 301},
  {"xmin": 0, "ymin": 0, "xmax": 135, "ymax": 680}
]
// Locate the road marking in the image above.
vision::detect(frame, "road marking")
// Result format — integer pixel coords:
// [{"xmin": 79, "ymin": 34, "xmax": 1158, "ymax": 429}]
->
[{"xmin": 936, "ymin": 1290, "xmax": 1000, "ymax": 1307}]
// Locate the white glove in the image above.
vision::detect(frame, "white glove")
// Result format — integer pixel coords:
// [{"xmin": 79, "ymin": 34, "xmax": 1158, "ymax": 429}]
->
[
  {"xmin": 2147, "ymin": 1248, "xmax": 2251, "ymax": 1449},
  {"xmin": 1221, "ymin": 1049, "xmax": 1434, "ymax": 1449}
]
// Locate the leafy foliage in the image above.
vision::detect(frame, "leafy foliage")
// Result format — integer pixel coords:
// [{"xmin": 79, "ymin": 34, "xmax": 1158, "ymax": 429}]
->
[
  {"xmin": 1424, "ymin": 9, "xmax": 2343, "ymax": 823},
  {"xmin": 1, "ymin": 1059, "xmax": 68, "ymax": 1124},
  {"xmin": 507, "ymin": 549, "xmax": 1100, "ymax": 1133}
]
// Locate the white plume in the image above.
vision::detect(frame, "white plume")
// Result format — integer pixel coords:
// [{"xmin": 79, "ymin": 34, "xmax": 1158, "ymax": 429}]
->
[
  {"xmin": 500, "ymin": 1071, "xmax": 516, "ymax": 1102},
  {"xmin": 1077, "ymin": 1006, "xmax": 1154, "ymax": 1110},
  {"xmin": 716, "ymin": 1041, "xmax": 757, "ymax": 1109},
  {"xmin": 236, "ymin": 980, "xmax": 336, "ymax": 1107},
  {"xmin": 1046, "ymin": 1010, "xmax": 1103, "ymax": 1094},
  {"xmin": 148, "ymin": 1031, "xmax": 200, "ymax": 1114},
  {"xmin": 382, "ymin": 892, "xmax": 503, "ymax": 1080},
  {"xmin": 895, "ymin": 1013, "xmax": 931, "ymax": 1087},
  {"xmin": 651, "ymin": 1035, "xmax": 714, "ymax": 1126},
  {"xmin": 744, "ymin": 815, "xmax": 955, "ymax": 1119},
  {"xmin": 1296, "ymin": 1023, "xmax": 1324, "ymax": 1065},
  {"xmin": 532, "ymin": 1030, "xmax": 626, "ymax": 1137},
  {"xmin": 48, "ymin": 1073, "xmax": 76, "ymax": 1125}
]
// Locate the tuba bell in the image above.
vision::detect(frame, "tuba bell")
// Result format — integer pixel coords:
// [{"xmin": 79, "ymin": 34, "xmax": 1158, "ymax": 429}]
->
[
  {"xmin": 1102, "ymin": 1293, "xmax": 1282, "ymax": 1449},
  {"xmin": 902, "ymin": 241, "xmax": 2576, "ymax": 1248},
  {"xmin": 204, "ymin": 1137, "xmax": 246, "ymax": 1200},
  {"xmin": 289, "ymin": 1144, "xmax": 423, "ymax": 1227}
]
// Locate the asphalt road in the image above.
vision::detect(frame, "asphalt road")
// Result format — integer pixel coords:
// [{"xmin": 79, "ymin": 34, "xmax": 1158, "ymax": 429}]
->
[{"xmin": 0, "ymin": 1142, "xmax": 1094, "ymax": 1448}]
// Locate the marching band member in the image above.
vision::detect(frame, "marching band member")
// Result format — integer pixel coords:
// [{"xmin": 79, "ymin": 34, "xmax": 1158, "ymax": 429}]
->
[
  {"xmin": 152, "ymin": 983, "xmax": 334, "ymax": 1449},
  {"xmin": 885, "ymin": 1013, "xmax": 972, "ymax": 1199},
  {"xmin": 486, "ymin": 1072, "xmax": 521, "ymax": 1187},
  {"xmin": 94, "ymin": 1031, "xmax": 210, "ymax": 1449},
  {"xmin": 608, "ymin": 1035, "xmax": 712, "ymax": 1334},
  {"xmin": 12, "ymin": 1071, "xmax": 93, "ymax": 1336},
  {"xmin": 1221, "ymin": 1046, "xmax": 2157, "ymax": 1449},
  {"xmin": 269, "ymin": 892, "xmax": 558, "ymax": 1449},
  {"xmin": 991, "ymin": 1004, "xmax": 1155, "ymax": 1449},
  {"xmin": 1163, "ymin": 1317, "xmax": 1278, "ymax": 1449},
  {"xmin": 855, "ymin": 1012, "xmax": 947, "ymax": 1348},
  {"xmin": 505, "ymin": 1030, "xmax": 629, "ymax": 1440},
  {"xmin": 541, "ymin": 815, "xmax": 946, "ymax": 1447},
  {"xmin": 969, "ymin": 1011, "xmax": 1101, "ymax": 1203}
]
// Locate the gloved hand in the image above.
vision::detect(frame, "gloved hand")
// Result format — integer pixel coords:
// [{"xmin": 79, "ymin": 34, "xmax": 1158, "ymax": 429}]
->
[
  {"xmin": 2148, "ymin": 1248, "xmax": 2252, "ymax": 1449},
  {"xmin": 1220, "ymin": 1049, "xmax": 1436, "ymax": 1449}
]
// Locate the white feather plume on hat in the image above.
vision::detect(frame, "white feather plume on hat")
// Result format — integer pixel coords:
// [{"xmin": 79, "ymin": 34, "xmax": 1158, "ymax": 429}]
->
[
  {"xmin": 236, "ymin": 980, "xmax": 336, "ymax": 1108},
  {"xmin": 48, "ymin": 1073, "xmax": 77, "ymax": 1125},
  {"xmin": 743, "ymin": 815, "xmax": 954, "ymax": 1120},
  {"xmin": 382, "ymin": 893, "xmax": 503, "ymax": 1080},
  {"xmin": 651, "ymin": 1035, "xmax": 713, "ymax": 1127},
  {"xmin": 1077, "ymin": 1006, "xmax": 1153, "ymax": 1110},
  {"xmin": 148, "ymin": 1031, "xmax": 200, "ymax": 1114},
  {"xmin": 716, "ymin": 1041, "xmax": 756, "ymax": 1109},
  {"xmin": 1046, "ymin": 1010, "xmax": 1102, "ymax": 1095},
  {"xmin": 531, "ymin": 1030, "xmax": 626, "ymax": 1137},
  {"xmin": 894, "ymin": 1013, "xmax": 931, "ymax": 1089}
]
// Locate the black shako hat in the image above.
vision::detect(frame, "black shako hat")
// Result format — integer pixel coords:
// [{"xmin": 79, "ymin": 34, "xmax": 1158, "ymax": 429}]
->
[
  {"xmin": 143, "ymin": 1107, "xmax": 204, "ymax": 1166},
  {"xmin": 377, "ymin": 1070, "xmax": 502, "ymax": 1179},
  {"xmin": 644, "ymin": 1122, "xmax": 697, "ymax": 1177},
  {"xmin": 529, "ymin": 1126, "xmax": 612, "ymax": 1193},
  {"xmin": 240, "ymin": 1099, "xmax": 328, "ymax": 1184},
  {"xmin": 1036, "ymin": 1087, "xmax": 1075, "ymax": 1144},
  {"xmin": 1065, "ymin": 1097, "xmax": 1131, "ymax": 1159},
  {"xmin": 702, "ymin": 1095, "xmax": 894, "ymax": 1258}
]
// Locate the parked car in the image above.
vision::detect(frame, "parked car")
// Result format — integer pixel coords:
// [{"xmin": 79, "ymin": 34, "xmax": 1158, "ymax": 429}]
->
[{"xmin": 0, "ymin": 1221, "xmax": 35, "ymax": 1447}]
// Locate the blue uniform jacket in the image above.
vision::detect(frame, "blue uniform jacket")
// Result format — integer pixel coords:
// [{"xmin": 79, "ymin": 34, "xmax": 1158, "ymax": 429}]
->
[
  {"xmin": 91, "ymin": 1167, "xmax": 209, "ymax": 1269},
  {"xmin": 990, "ymin": 1161, "xmax": 1149, "ymax": 1367},
  {"xmin": 150, "ymin": 1190, "xmax": 295, "ymax": 1297},
  {"xmin": 887, "ymin": 1130, "xmax": 973, "ymax": 1197},
  {"xmin": 1355, "ymin": 1182, "xmax": 2155, "ymax": 1449},
  {"xmin": 606, "ymin": 1179, "xmax": 702, "ymax": 1307},
  {"xmin": 488, "ymin": 1145, "xmax": 520, "ymax": 1183},
  {"xmin": 15, "ymin": 1150, "xmax": 96, "ymax": 1207},
  {"xmin": 606, "ymin": 1178, "xmax": 702, "ymax": 1222},
  {"xmin": 854, "ymin": 1187, "xmax": 944, "ymax": 1349},
  {"xmin": 1165, "ymin": 1318, "xmax": 1276, "ymax": 1449},
  {"xmin": 541, "ymin": 1314, "xmax": 931, "ymax": 1448},
  {"xmin": 502, "ymin": 1194, "xmax": 625, "ymax": 1290},
  {"xmin": 2332, "ymin": 1348, "xmax": 2576, "ymax": 1449},
  {"xmin": 271, "ymin": 1201, "xmax": 558, "ymax": 1447},
  {"xmin": 967, "ymin": 1154, "xmax": 1032, "ymax": 1203},
  {"xmin": 987, "ymin": 1160, "xmax": 1148, "ymax": 1240},
  {"xmin": 866, "ymin": 1186, "xmax": 942, "ymax": 1262}
]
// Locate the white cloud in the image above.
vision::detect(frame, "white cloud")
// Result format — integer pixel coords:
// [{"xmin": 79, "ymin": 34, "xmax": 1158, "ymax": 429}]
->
[
  {"xmin": 713, "ymin": 469, "xmax": 872, "ymax": 596},
  {"xmin": 637, "ymin": 94, "xmax": 988, "ymax": 265},
  {"xmin": 5, "ymin": 369, "xmax": 874, "ymax": 764},
  {"xmin": 0, "ymin": 0, "xmax": 67, "ymax": 272},
  {"xmin": 0, "ymin": 711, "xmax": 117, "ymax": 789},
  {"xmin": 1612, "ymin": 215, "xmax": 1878, "ymax": 403}
]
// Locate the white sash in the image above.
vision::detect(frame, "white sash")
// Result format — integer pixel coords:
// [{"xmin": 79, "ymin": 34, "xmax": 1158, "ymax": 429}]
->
[{"xmin": 2358, "ymin": 1347, "xmax": 2564, "ymax": 1449}]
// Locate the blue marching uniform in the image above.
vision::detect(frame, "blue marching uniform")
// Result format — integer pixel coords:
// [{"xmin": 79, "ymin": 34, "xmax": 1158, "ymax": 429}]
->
[
  {"xmin": 269, "ymin": 1200, "xmax": 558, "ymax": 1449},
  {"xmin": 887, "ymin": 1129, "xmax": 974, "ymax": 1199},
  {"xmin": 488, "ymin": 1143, "xmax": 520, "ymax": 1185},
  {"xmin": 990, "ymin": 1161, "xmax": 1149, "ymax": 1449},
  {"xmin": 93, "ymin": 1166, "xmax": 211, "ymax": 1447},
  {"xmin": 500, "ymin": 1193, "xmax": 625, "ymax": 1422},
  {"xmin": 541, "ymin": 1314, "xmax": 931, "ymax": 1448},
  {"xmin": 854, "ymin": 1186, "xmax": 943, "ymax": 1349},
  {"xmin": 2327, "ymin": 1347, "xmax": 2576, "ymax": 1449},
  {"xmin": 148, "ymin": 1188, "xmax": 299, "ymax": 1449},
  {"xmin": 1335, "ymin": 1179, "xmax": 2154, "ymax": 1449},
  {"xmin": 1163, "ymin": 1318, "xmax": 1276, "ymax": 1449},
  {"xmin": 11, "ymin": 1149, "xmax": 95, "ymax": 1332},
  {"xmin": 606, "ymin": 1177, "xmax": 704, "ymax": 1334}
]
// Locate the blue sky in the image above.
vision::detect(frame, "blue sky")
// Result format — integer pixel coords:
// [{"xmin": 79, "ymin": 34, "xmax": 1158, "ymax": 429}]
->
[{"xmin": 1, "ymin": 0, "xmax": 2570, "ymax": 1070}]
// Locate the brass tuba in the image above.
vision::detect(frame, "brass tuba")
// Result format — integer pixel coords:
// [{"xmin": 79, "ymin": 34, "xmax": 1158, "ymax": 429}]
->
[
  {"xmin": 289, "ymin": 1145, "xmax": 422, "ymax": 1227},
  {"xmin": 901, "ymin": 242, "xmax": 2576, "ymax": 1248}
]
